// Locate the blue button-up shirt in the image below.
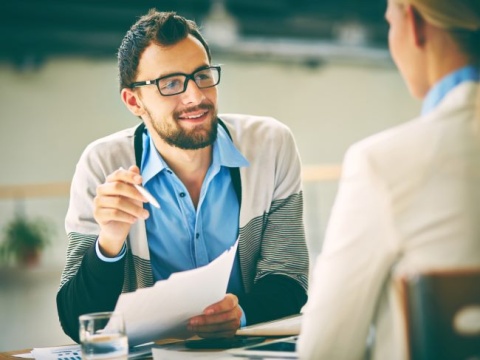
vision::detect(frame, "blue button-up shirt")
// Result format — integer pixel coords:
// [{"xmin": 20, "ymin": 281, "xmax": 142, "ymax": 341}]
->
[
  {"xmin": 422, "ymin": 65, "xmax": 480, "ymax": 115},
  {"xmin": 141, "ymin": 125, "xmax": 249, "ymax": 296},
  {"xmin": 96, "ymin": 123, "xmax": 250, "ymax": 325}
]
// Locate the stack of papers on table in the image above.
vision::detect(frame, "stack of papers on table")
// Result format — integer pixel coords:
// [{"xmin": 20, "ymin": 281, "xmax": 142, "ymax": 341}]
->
[{"xmin": 15, "ymin": 343, "xmax": 154, "ymax": 360}]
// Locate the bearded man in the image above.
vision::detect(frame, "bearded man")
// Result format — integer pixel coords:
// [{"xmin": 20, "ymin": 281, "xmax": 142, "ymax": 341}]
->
[{"xmin": 57, "ymin": 10, "xmax": 309, "ymax": 343}]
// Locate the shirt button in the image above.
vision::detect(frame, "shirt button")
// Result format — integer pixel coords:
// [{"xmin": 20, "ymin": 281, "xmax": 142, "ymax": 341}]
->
[
  {"xmin": 196, "ymin": 233, "xmax": 200, "ymax": 239},
  {"xmin": 179, "ymin": 192, "xmax": 186, "ymax": 197},
  {"xmin": 166, "ymin": 169, "xmax": 172, "ymax": 174}
]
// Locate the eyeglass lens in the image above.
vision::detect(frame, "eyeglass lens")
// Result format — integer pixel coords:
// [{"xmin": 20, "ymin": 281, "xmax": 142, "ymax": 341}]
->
[{"xmin": 158, "ymin": 67, "xmax": 220, "ymax": 96}]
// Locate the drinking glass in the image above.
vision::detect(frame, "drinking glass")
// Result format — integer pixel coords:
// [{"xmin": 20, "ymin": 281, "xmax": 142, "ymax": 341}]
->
[{"xmin": 79, "ymin": 312, "xmax": 128, "ymax": 360}]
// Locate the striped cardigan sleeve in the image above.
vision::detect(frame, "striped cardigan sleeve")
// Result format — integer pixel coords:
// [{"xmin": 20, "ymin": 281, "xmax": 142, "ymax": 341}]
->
[
  {"xmin": 237, "ymin": 192, "xmax": 309, "ymax": 324},
  {"xmin": 223, "ymin": 114, "xmax": 309, "ymax": 325},
  {"xmin": 56, "ymin": 127, "xmax": 138, "ymax": 342}
]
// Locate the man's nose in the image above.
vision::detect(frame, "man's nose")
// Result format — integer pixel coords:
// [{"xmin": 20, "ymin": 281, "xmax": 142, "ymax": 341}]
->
[{"xmin": 181, "ymin": 78, "xmax": 205, "ymax": 105}]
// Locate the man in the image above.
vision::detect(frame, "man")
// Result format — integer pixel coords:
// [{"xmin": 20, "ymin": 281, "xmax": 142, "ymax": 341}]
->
[
  {"xmin": 57, "ymin": 10, "xmax": 308, "ymax": 343},
  {"xmin": 298, "ymin": 0, "xmax": 480, "ymax": 359}
]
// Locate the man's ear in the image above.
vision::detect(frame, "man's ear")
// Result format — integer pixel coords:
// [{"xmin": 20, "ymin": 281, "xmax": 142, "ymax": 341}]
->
[
  {"xmin": 121, "ymin": 88, "xmax": 145, "ymax": 117},
  {"xmin": 406, "ymin": 5, "xmax": 427, "ymax": 48}
]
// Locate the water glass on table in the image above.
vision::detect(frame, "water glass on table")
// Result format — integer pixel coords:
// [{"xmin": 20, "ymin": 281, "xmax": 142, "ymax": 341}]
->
[{"xmin": 79, "ymin": 311, "xmax": 128, "ymax": 360}]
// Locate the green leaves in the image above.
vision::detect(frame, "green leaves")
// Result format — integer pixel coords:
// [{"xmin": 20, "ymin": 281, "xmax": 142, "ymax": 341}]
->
[{"xmin": 0, "ymin": 215, "xmax": 54, "ymax": 265}]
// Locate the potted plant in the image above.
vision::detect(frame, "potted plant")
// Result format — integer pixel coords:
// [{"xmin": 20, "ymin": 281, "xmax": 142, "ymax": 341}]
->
[{"xmin": 0, "ymin": 215, "xmax": 53, "ymax": 267}]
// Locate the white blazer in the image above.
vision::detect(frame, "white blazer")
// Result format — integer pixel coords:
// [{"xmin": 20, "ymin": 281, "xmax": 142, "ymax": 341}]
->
[{"xmin": 298, "ymin": 81, "xmax": 480, "ymax": 360}]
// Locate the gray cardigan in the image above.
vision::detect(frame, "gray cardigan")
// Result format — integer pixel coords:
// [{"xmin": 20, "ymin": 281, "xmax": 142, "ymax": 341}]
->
[{"xmin": 57, "ymin": 114, "xmax": 309, "ymax": 342}]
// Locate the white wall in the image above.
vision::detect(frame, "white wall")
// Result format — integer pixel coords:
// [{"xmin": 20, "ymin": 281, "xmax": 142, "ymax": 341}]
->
[{"xmin": 0, "ymin": 55, "xmax": 420, "ymax": 351}]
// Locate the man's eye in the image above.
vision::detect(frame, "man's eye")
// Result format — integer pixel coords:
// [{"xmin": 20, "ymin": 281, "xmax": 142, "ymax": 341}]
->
[
  {"xmin": 161, "ymin": 79, "xmax": 182, "ymax": 90},
  {"xmin": 195, "ymin": 73, "xmax": 212, "ymax": 81}
]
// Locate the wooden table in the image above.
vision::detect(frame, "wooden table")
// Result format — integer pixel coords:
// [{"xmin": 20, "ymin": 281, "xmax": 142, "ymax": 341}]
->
[{"xmin": 0, "ymin": 348, "xmax": 32, "ymax": 360}]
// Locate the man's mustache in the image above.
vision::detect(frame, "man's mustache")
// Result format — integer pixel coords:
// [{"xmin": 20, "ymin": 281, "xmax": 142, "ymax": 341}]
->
[{"xmin": 174, "ymin": 103, "xmax": 216, "ymax": 119}]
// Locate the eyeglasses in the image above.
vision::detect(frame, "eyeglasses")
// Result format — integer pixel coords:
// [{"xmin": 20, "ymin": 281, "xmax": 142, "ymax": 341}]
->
[{"xmin": 129, "ymin": 66, "xmax": 221, "ymax": 96}]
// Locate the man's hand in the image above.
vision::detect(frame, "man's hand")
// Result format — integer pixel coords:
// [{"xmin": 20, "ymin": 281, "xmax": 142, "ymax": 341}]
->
[
  {"xmin": 93, "ymin": 165, "xmax": 150, "ymax": 257},
  {"xmin": 188, "ymin": 294, "xmax": 242, "ymax": 338}
]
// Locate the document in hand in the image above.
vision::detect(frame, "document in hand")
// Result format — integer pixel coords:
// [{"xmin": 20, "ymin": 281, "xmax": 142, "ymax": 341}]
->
[{"xmin": 113, "ymin": 241, "xmax": 238, "ymax": 346}]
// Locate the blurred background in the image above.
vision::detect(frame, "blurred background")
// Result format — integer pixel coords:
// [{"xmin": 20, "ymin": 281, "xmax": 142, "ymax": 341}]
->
[{"xmin": 0, "ymin": 0, "xmax": 420, "ymax": 351}]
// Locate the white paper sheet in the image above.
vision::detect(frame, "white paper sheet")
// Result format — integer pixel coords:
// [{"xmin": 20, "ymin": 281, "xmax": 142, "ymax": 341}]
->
[
  {"xmin": 236, "ymin": 314, "xmax": 302, "ymax": 336},
  {"xmin": 115, "ymin": 241, "xmax": 238, "ymax": 346},
  {"xmin": 13, "ymin": 353, "xmax": 35, "ymax": 359},
  {"xmin": 23, "ymin": 343, "xmax": 153, "ymax": 360},
  {"xmin": 30, "ymin": 345, "xmax": 81, "ymax": 360}
]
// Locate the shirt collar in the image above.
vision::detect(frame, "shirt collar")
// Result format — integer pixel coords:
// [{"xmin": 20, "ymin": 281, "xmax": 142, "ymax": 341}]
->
[
  {"xmin": 422, "ymin": 65, "xmax": 480, "ymax": 116},
  {"xmin": 214, "ymin": 123, "xmax": 250, "ymax": 169},
  {"xmin": 141, "ymin": 123, "xmax": 249, "ymax": 184}
]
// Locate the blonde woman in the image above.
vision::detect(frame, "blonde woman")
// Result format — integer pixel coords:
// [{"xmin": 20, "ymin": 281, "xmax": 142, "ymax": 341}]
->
[{"xmin": 298, "ymin": 0, "xmax": 480, "ymax": 359}]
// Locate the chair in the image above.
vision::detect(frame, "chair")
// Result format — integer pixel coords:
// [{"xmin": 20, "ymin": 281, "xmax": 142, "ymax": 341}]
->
[{"xmin": 398, "ymin": 268, "xmax": 480, "ymax": 360}]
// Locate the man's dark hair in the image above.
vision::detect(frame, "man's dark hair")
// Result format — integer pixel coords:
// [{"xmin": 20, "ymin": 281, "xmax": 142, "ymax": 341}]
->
[{"xmin": 117, "ymin": 10, "xmax": 211, "ymax": 90}]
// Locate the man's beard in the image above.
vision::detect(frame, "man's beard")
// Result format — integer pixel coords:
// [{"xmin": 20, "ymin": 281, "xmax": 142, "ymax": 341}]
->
[{"xmin": 148, "ymin": 103, "xmax": 218, "ymax": 150}]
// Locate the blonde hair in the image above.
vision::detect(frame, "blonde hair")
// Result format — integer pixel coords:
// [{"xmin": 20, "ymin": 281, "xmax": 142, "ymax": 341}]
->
[{"xmin": 395, "ymin": 0, "xmax": 480, "ymax": 30}]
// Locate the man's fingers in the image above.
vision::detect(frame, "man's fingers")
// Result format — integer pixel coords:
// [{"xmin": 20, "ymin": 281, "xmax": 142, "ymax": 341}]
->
[
  {"xmin": 192, "ymin": 318, "xmax": 240, "ymax": 332},
  {"xmin": 190, "ymin": 308, "xmax": 240, "ymax": 326},
  {"xmin": 106, "ymin": 166, "xmax": 142, "ymax": 184},
  {"xmin": 94, "ymin": 194, "xmax": 148, "ymax": 220},
  {"xmin": 97, "ymin": 181, "xmax": 146, "ymax": 203},
  {"xmin": 188, "ymin": 295, "xmax": 242, "ymax": 337},
  {"xmin": 95, "ymin": 207, "xmax": 143, "ymax": 225},
  {"xmin": 203, "ymin": 294, "xmax": 238, "ymax": 315},
  {"xmin": 189, "ymin": 319, "xmax": 240, "ymax": 338},
  {"xmin": 93, "ymin": 166, "xmax": 146, "ymax": 256}
]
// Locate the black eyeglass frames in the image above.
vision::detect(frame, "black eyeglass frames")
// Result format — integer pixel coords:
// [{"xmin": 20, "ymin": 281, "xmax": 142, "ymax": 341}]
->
[{"xmin": 129, "ymin": 66, "xmax": 221, "ymax": 96}]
